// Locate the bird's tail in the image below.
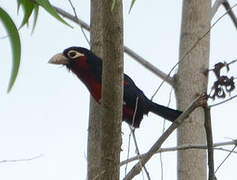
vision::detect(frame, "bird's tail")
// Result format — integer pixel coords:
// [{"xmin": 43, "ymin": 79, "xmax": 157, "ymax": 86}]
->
[{"xmin": 148, "ymin": 101, "xmax": 182, "ymax": 122}]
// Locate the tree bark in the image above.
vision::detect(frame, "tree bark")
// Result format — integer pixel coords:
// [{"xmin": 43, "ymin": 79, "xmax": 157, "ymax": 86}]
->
[
  {"xmin": 87, "ymin": 98, "xmax": 102, "ymax": 179},
  {"xmin": 88, "ymin": 0, "xmax": 123, "ymax": 179},
  {"xmin": 87, "ymin": 2, "xmax": 104, "ymax": 179},
  {"xmin": 175, "ymin": 0, "xmax": 211, "ymax": 180}
]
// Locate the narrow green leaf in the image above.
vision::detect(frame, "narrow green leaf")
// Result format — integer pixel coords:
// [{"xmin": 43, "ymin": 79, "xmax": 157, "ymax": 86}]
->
[
  {"xmin": 111, "ymin": 0, "xmax": 116, "ymax": 11},
  {"xmin": 18, "ymin": 0, "xmax": 35, "ymax": 28},
  {"xmin": 0, "ymin": 8, "xmax": 21, "ymax": 92},
  {"xmin": 129, "ymin": 0, "xmax": 136, "ymax": 13},
  {"xmin": 31, "ymin": 5, "xmax": 39, "ymax": 34},
  {"xmin": 37, "ymin": 0, "xmax": 72, "ymax": 28}
]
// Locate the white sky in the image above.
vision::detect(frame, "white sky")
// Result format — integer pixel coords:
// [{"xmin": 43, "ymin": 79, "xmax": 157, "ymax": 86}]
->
[{"xmin": 0, "ymin": 0, "xmax": 237, "ymax": 179}]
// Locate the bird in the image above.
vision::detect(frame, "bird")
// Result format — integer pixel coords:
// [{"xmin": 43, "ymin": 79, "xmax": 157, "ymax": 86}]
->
[{"xmin": 49, "ymin": 46, "xmax": 182, "ymax": 128}]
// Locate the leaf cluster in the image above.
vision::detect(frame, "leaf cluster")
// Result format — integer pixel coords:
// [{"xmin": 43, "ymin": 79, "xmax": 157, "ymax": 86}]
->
[{"xmin": 0, "ymin": 0, "xmax": 71, "ymax": 92}]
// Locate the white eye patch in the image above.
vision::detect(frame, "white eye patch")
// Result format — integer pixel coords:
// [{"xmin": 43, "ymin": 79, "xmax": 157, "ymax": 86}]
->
[{"xmin": 67, "ymin": 50, "xmax": 85, "ymax": 59}]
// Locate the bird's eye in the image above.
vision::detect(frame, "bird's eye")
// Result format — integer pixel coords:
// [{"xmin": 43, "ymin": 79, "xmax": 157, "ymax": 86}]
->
[
  {"xmin": 68, "ymin": 51, "xmax": 76, "ymax": 57},
  {"xmin": 67, "ymin": 50, "xmax": 84, "ymax": 59}
]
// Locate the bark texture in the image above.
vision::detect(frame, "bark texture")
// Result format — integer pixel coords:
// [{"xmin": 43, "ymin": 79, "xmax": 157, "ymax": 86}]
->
[
  {"xmin": 88, "ymin": 0, "xmax": 123, "ymax": 179},
  {"xmin": 175, "ymin": 0, "xmax": 211, "ymax": 180},
  {"xmin": 87, "ymin": 98, "xmax": 102, "ymax": 179},
  {"xmin": 87, "ymin": 2, "xmax": 104, "ymax": 179}
]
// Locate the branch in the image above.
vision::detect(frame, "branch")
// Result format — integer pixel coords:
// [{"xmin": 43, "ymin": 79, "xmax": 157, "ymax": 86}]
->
[
  {"xmin": 120, "ymin": 139, "xmax": 237, "ymax": 166},
  {"xmin": 52, "ymin": 5, "xmax": 174, "ymax": 86},
  {"xmin": 222, "ymin": 0, "xmax": 237, "ymax": 29},
  {"xmin": 211, "ymin": 0, "xmax": 225, "ymax": 18},
  {"xmin": 0, "ymin": 155, "xmax": 42, "ymax": 163},
  {"xmin": 123, "ymin": 94, "xmax": 206, "ymax": 180},
  {"xmin": 129, "ymin": 127, "xmax": 150, "ymax": 180},
  {"xmin": 53, "ymin": 6, "xmax": 90, "ymax": 30},
  {"xmin": 129, "ymin": 97, "xmax": 151, "ymax": 179},
  {"xmin": 212, "ymin": 0, "xmax": 237, "ymax": 29},
  {"xmin": 124, "ymin": 47, "xmax": 174, "ymax": 86},
  {"xmin": 204, "ymin": 106, "xmax": 215, "ymax": 180},
  {"xmin": 67, "ymin": 0, "xmax": 90, "ymax": 45},
  {"xmin": 209, "ymin": 94, "xmax": 237, "ymax": 108},
  {"xmin": 215, "ymin": 145, "xmax": 237, "ymax": 174}
]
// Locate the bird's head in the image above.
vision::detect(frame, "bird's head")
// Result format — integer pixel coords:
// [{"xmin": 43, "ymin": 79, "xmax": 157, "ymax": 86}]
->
[{"xmin": 49, "ymin": 46, "xmax": 91, "ymax": 68}]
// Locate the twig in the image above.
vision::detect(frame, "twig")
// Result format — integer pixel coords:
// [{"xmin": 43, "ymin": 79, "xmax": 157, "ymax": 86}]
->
[
  {"xmin": 129, "ymin": 97, "xmax": 150, "ymax": 180},
  {"xmin": 124, "ymin": 47, "xmax": 174, "ymax": 86},
  {"xmin": 211, "ymin": 0, "xmax": 225, "ymax": 18},
  {"xmin": 0, "ymin": 155, "xmax": 42, "ymax": 164},
  {"xmin": 209, "ymin": 94, "xmax": 237, "ymax": 108},
  {"xmin": 129, "ymin": 126, "xmax": 150, "ymax": 180},
  {"xmin": 52, "ymin": 6, "xmax": 90, "ymax": 30},
  {"xmin": 204, "ymin": 106, "xmax": 215, "ymax": 180},
  {"xmin": 159, "ymin": 87, "xmax": 173, "ymax": 180},
  {"xmin": 215, "ymin": 145, "xmax": 237, "ymax": 174},
  {"xmin": 120, "ymin": 139, "xmax": 237, "ymax": 166},
  {"xmin": 212, "ymin": 0, "xmax": 237, "ymax": 29},
  {"xmin": 125, "ymin": 131, "xmax": 132, "ymax": 176},
  {"xmin": 123, "ymin": 94, "xmax": 206, "ymax": 180},
  {"xmin": 228, "ymin": 58, "xmax": 237, "ymax": 66},
  {"xmin": 222, "ymin": 0, "xmax": 237, "ymax": 29},
  {"xmin": 131, "ymin": 97, "xmax": 138, "ymax": 127},
  {"xmin": 67, "ymin": 0, "xmax": 90, "ymax": 45}
]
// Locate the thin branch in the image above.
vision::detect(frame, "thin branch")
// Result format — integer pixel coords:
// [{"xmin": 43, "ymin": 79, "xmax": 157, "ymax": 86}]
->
[
  {"xmin": 211, "ymin": 0, "xmax": 225, "ymax": 18},
  {"xmin": 228, "ymin": 58, "xmax": 237, "ymax": 66},
  {"xmin": 0, "ymin": 155, "xmax": 42, "ymax": 164},
  {"xmin": 67, "ymin": 0, "xmax": 90, "ymax": 45},
  {"xmin": 129, "ymin": 97, "xmax": 150, "ymax": 180},
  {"xmin": 204, "ymin": 106, "xmax": 215, "ymax": 180},
  {"xmin": 222, "ymin": 0, "xmax": 237, "ymax": 29},
  {"xmin": 53, "ymin": 6, "xmax": 90, "ymax": 30},
  {"xmin": 129, "ymin": 126, "xmax": 150, "ymax": 180},
  {"xmin": 159, "ymin": 87, "xmax": 173, "ymax": 180},
  {"xmin": 215, "ymin": 145, "xmax": 237, "ymax": 174},
  {"xmin": 212, "ymin": 0, "xmax": 237, "ymax": 29},
  {"xmin": 131, "ymin": 97, "xmax": 138, "ymax": 127},
  {"xmin": 124, "ymin": 47, "xmax": 174, "ymax": 86},
  {"xmin": 125, "ymin": 131, "xmax": 132, "ymax": 176},
  {"xmin": 123, "ymin": 94, "xmax": 206, "ymax": 180},
  {"xmin": 120, "ymin": 139, "xmax": 237, "ymax": 166},
  {"xmin": 209, "ymin": 94, "xmax": 237, "ymax": 108}
]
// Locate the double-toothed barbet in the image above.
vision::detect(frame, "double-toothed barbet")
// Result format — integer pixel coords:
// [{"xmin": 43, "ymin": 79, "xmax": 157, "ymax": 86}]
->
[{"xmin": 49, "ymin": 47, "xmax": 182, "ymax": 128}]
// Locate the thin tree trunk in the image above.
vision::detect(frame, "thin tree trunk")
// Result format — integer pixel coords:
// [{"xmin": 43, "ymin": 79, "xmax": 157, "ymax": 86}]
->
[
  {"xmin": 88, "ymin": 0, "xmax": 123, "ymax": 179},
  {"xmin": 175, "ymin": 0, "xmax": 211, "ymax": 179},
  {"xmin": 87, "ymin": 1, "xmax": 104, "ymax": 178}
]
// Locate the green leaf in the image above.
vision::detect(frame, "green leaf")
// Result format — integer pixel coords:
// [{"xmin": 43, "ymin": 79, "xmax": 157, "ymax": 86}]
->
[
  {"xmin": 0, "ymin": 7, "xmax": 21, "ymax": 92},
  {"xmin": 37, "ymin": 0, "xmax": 72, "ymax": 28},
  {"xmin": 129, "ymin": 0, "xmax": 136, "ymax": 13},
  {"xmin": 111, "ymin": 0, "xmax": 116, "ymax": 11},
  {"xmin": 18, "ymin": 0, "xmax": 36, "ymax": 28},
  {"xmin": 31, "ymin": 5, "xmax": 39, "ymax": 34}
]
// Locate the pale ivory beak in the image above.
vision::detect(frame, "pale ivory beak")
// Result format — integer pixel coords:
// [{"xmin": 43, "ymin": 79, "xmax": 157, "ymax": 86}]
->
[{"xmin": 48, "ymin": 53, "xmax": 69, "ymax": 65}]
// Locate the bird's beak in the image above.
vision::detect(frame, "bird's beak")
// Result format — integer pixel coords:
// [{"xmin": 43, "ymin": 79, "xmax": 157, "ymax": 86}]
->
[{"xmin": 48, "ymin": 53, "xmax": 69, "ymax": 65}]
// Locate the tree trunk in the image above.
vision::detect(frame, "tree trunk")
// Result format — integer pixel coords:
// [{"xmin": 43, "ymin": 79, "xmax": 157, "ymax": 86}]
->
[
  {"xmin": 88, "ymin": 0, "xmax": 123, "ymax": 179},
  {"xmin": 175, "ymin": 0, "xmax": 211, "ymax": 180},
  {"xmin": 87, "ymin": 2, "xmax": 104, "ymax": 178}
]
